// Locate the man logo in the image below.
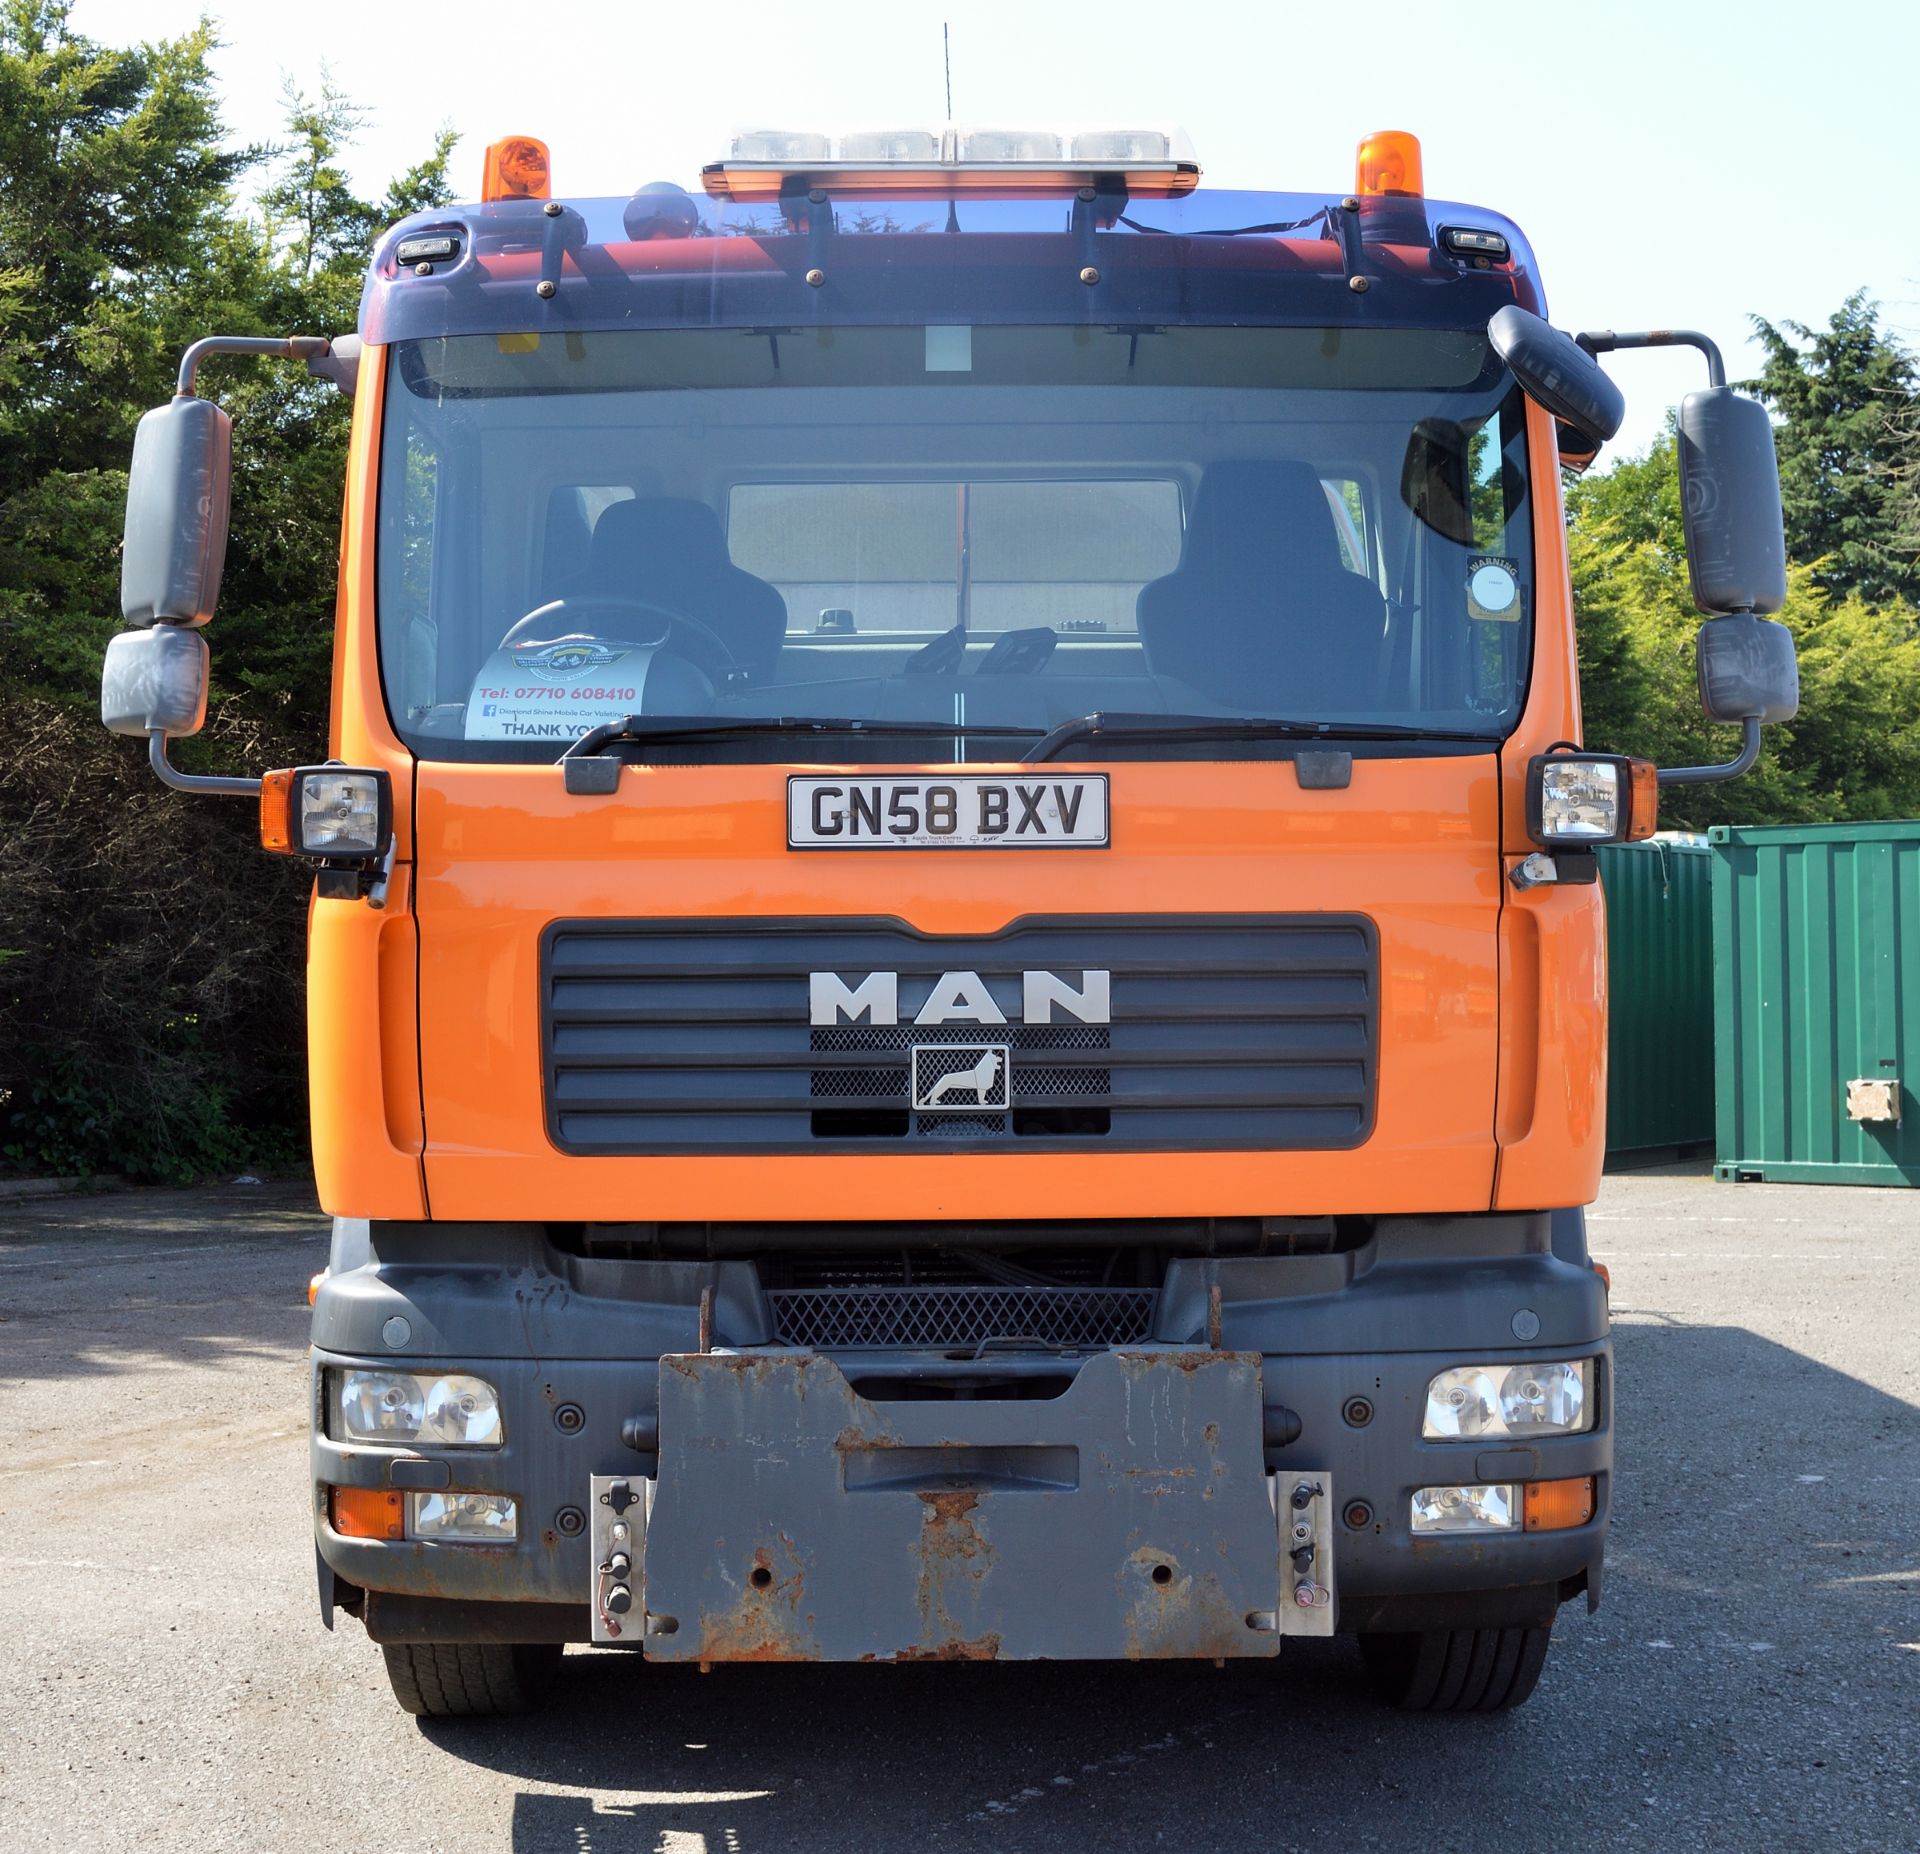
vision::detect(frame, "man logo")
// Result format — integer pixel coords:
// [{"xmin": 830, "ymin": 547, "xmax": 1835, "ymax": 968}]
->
[
  {"xmin": 809, "ymin": 969, "xmax": 1110, "ymax": 1027},
  {"xmin": 912, "ymin": 1043, "xmax": 1011, "ymax": 1112}
]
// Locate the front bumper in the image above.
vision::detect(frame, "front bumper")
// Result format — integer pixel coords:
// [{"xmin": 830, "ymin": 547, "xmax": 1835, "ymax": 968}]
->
[{"xmin": 311, "ymin": 1212, "xmax": 1609, "ymax": 1651}]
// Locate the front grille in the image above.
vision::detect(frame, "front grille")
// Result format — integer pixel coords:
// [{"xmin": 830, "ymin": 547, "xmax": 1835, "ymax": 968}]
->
[
  {"xmin": 543, "ymin": 914, "xmax": 1377, "ymax": 1155},
  {"xmin": 765, "ymin": 1285, "xmax": 1157, "ymax": 1349}
]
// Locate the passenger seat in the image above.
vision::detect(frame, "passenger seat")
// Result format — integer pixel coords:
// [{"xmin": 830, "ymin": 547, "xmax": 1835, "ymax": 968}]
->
[{"xmin": 1136, "ymin": 461, "xmax": 1386, "ymax": 712}]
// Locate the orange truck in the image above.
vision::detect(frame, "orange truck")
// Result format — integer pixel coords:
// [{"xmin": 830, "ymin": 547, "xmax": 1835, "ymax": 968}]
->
[{"xmin": 101, "ymin": 126, "xmax": 1798, "ymax": 1717}]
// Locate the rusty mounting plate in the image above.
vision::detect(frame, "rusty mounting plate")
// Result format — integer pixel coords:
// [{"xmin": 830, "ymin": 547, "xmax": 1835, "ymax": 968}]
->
[{"xmin": 638, "ymin": 1348, "xmax": 1291, "ymax": 1663}]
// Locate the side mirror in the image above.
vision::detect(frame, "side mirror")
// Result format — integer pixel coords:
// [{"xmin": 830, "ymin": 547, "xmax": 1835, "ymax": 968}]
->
[
  {"xmin": 1677, "ymin": 387, "xmax": 1788, "ymax": 617},
  {"xmin": 100, "ymin": 623, "xmax": 210, "ymax": 738},
  {"xmin": 1487, "ymin": 306, "xmax": 1625, "ymax": 449},
  {"xmin": 1697, "ymin": 613, "xmax": 1798, "ymax": 725},
  {"xmin": 120, "ymin": 395, "xmax": 232, "ymax": 626}
]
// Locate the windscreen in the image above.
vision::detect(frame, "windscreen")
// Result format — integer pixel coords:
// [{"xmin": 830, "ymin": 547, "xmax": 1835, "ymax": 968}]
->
[{"xmin": 376, "ymin": 325, "xmax": 1534, "ymax": 761}]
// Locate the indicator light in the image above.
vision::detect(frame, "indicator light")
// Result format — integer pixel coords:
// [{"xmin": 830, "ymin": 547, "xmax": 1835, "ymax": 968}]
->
[
  {"xmin": 1523, "ymin": 1476, "xmax": 1596, "ymax": 1532},
  {"xmin": 329, "ymin": 1486, "xmax": 405, "ymax": 1540}
]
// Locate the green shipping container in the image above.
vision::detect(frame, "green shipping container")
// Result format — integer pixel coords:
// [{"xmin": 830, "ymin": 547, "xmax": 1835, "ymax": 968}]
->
[
  {"xmin": 1597, "ymin": 840, "xmax": 1715, "ymax": 1157},
  {"xmin": 1711, "ymin": 820, "xmax": 1920, "ymax": 1186}
]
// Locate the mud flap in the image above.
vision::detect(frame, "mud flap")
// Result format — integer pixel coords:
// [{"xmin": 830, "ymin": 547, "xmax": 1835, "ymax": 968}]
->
[{"xmin": 632, "ymin": 1349, "xmax": 1296, "ymax": 1663}]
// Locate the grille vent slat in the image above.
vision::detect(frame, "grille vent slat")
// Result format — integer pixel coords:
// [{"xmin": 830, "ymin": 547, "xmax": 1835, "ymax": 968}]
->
[{"xmin": 543, "ymin": 915, "xmax": 1378, "ymax": 1155}]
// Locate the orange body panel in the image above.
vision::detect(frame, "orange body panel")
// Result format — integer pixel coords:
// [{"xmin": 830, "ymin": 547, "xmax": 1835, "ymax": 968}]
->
[
  {"xmin": 1489, "ymin": 404, "xmax": 1607, "ymax": 1207},
  {"xmin": 411, "ymin": 755, "xmax": 1503, "ymax": 1221},
  {"xmin": 311, "ymin": 347, "xmax": 426, "ymax": 1217},
  {"xmin": 313, "ymin": 349, "xmax": 1607, "ymax": 1224}
]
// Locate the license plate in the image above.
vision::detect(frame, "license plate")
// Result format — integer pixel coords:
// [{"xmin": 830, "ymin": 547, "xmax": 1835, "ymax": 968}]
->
[{"xmin": 788, "ymin": 776, "xmax": 1110, "ymax": 849}]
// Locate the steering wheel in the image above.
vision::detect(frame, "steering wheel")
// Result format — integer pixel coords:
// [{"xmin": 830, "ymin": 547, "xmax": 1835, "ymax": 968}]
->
[{"xmin": 498, "ymin": 596, "xmax": 739, "ymax": 680}]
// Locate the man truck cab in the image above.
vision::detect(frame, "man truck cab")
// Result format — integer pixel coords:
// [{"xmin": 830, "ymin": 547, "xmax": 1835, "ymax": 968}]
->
[{"xmin": 101, "ymin": 125, "xmax": 1797, "ymax": 1716}]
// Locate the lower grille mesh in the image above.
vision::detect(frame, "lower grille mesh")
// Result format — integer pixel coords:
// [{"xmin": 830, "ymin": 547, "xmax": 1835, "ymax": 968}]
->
[{"xmin": 765, "ymin": 1285, "xmax": 1157, "ymax": 1350}]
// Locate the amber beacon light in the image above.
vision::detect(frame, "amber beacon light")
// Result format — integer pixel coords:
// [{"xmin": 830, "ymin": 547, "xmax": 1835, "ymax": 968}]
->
[
  {"xmin": 1355, "ymin": 130, "xmax": 1424, "ymax": 198},
  {"xmin": 482, "ymin": 135, "xmax": 551, "ymax": 202}
]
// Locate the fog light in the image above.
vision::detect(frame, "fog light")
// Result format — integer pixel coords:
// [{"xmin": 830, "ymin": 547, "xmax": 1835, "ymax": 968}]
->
[
  {"xmin": 1411, "ymin": 1483, "xmax": 1518, "ymax": 1533},
  {"xmin": 408, "ymin": 1491, "xmax": 518, "ymax": 1543}
]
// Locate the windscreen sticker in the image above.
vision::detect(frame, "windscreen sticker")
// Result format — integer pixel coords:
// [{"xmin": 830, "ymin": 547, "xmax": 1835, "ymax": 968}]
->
[
  {"xmin": 463, "ymin": 638, "xmax": 652, "ymax": 742},
  {"xmin": 1466, "ymin": 554, "xmax": 1522, "ymax": 622}
]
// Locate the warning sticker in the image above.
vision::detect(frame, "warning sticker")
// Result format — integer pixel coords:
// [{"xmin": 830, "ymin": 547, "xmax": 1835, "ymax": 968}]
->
[
  {"xmin": 1466, "ymin": 556, "xmax": 1522, "ymax": 623},
  {"xmin": 463, "ymin": 637, "xmax": 653, "ymax": 742}
]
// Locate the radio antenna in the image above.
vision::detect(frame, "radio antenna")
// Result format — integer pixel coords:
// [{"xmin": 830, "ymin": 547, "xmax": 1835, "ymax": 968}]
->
[{"xmin": 943, "ymin": 22, "xmax": 953, "ymax": 119}]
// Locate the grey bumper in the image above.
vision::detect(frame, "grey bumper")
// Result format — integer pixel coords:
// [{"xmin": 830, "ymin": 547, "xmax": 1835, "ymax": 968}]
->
[{"xmin": 311, "ymin": 1211, "xmax": 1609, "ymax": 1648}]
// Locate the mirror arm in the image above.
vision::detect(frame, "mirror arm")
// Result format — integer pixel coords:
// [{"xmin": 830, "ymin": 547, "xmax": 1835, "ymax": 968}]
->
[
  {"xmin": 177, "ymin": 334, "xmax": 332, "ymax": 397},
  {"xmin": 149, "ymin": 729, "xmax": 262, "ymax": 798},
  {"xmin": 1576, "ymin": 329, "xmax": 1726, "ymax": 389},
  {"xmin": 1655, "ymin": 714, "xmax": 1762, "ymax": 787}
]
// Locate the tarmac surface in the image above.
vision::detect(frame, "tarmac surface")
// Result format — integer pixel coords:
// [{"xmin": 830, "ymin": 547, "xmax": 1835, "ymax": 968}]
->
[{"xmin": 1, "ymin": 1169, "xmax": 1916, "ymax": 1853}]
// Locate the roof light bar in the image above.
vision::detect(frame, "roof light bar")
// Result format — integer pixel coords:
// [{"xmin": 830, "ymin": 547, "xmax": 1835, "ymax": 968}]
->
[{"xmin": 703, "ymin": 124, "xmax": 1199, "ymax": 200}]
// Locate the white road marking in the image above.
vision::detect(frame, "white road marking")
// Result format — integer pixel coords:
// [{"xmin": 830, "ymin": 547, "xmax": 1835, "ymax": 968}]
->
[{"xmin": 964, "ymin": 1711, "xmax": 1246, "ymax": 1824}]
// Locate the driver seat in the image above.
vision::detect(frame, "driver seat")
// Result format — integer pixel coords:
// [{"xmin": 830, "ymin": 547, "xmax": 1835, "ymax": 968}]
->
[
  {"xmin": 589, "ymin": 497, "xmax": 788, "ymax": 676},
  {"xmin": 1136, "ymin": 461, "xmax": 1385, "ymax": 711}
]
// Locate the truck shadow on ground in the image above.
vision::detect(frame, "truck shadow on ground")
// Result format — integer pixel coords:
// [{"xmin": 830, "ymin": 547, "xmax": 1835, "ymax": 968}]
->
[
  {"xmin": 482, "ymin": 1644, "xmax": 1404, "ymax": 1852},
  {"xmin": 0, "ymin": 1201, "xmax": 328, "ymax": 1384},
  {"xmin": 405, "ymin": 1317, "xmax": 1919, "ymax": 1854}
]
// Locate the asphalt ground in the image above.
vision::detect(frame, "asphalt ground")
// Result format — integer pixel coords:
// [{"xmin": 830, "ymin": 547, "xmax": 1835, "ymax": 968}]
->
[{"xmin": 1, "ymin": 1170, "xmax": 1916, "ymax": 1854}]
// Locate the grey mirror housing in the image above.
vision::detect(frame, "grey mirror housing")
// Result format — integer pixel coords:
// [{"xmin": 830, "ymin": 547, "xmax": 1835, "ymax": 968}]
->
[
  {"xmin": 100, "ymin": 623, "xmax": 210, "ymax": 738},
  {"xmin": 1487, "ymin": 305, "xmax": 1625, "ymax": 448},
  {"xmin": 120, "ymin": 395, "xmax": 232, "ymax": 626},
  {"xmin": 1697, "ymin": 613, "xmax": 1798, "ymax": 725},
  {"xmin": 1677, "ymin": 387, "xmax": 1788, "ymax": 616}
]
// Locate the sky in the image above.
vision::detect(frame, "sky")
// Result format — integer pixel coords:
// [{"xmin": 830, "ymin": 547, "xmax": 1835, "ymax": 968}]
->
[{"xmin": 72, "ymin": 0, "xmax": 1920, "ymax": 459}]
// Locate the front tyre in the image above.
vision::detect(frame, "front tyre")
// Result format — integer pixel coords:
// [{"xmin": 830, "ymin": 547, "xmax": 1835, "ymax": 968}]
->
[
  {"xmin": 380, "ymin": 1642, "xmax": 562, "ymax": 1717},
  {"xmin": 1357, "ymin": 1625, "xmax": 1552, "ymax": 1712}
]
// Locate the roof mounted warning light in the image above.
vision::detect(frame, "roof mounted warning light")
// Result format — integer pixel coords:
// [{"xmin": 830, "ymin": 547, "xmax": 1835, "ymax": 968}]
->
[
  {"xmin": 482, "ymin": 135, "xmax": 551, "ymax": 203},
  {"xmin": 701, "ymin": 124, "xmax": 1201, "ymax": 201},
  {"xmin": 1355, "ymin": 130, "xmax": 1423, "ymax": 198}
]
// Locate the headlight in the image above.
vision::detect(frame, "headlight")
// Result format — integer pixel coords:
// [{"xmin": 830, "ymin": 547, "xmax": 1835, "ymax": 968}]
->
[
  {"xmin": 299, "ymin": 770, "xmax": 386, "ymax": 856},
  {"xmin": 1411, "ymin": 1483, "xmax": 1518, "ymax": 1533},
  {"xmin": 409, "ymin": 1491, "xmax": 518, "ymax": 1543},
  {"xmin": 334, "ymin": 1369, "xmax": 503, "ymax": 1447},
  {"xmin": 1525, "ymin": 752, "xmax": 1656, "ymax": 847},
  {"xmin": 260, "ymin": 765, "xmax": 393, "ymax": 862},
  {"xmin": 1423, "ymin": 1360, "xmax": 1591, "ymax": 1439},
  {"xmin": 337, "ymin": 1370, "xmax": 426, "ymax": 1442},
  {"xmin": 421, "ymin": 1374, "xmax": 503, "ymax": 1447}
]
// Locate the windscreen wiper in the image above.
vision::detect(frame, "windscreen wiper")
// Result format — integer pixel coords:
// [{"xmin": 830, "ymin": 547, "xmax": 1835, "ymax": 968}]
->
[
  {"xmin": 1022, "ymin": 711, "xmax": 1501, "ymax": 764},
  {"xmin": 559, "ymin": 714, "xmax": 1044, "ymax": 789}
]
